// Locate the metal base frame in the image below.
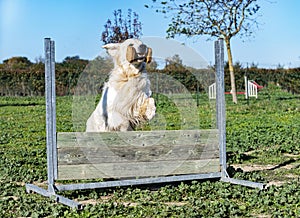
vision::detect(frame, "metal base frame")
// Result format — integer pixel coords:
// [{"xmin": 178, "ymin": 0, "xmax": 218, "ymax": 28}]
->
[
  {"xmin": 26, "ymin": 171, "xmax": 264, "ymax": 209},
  {"xmin": 26, "ymin": 172, "xmax": 220, "ymax": 209},
  {"xmin": 25, "ymin": 38, "xmax": 265, "ymax": 209}
]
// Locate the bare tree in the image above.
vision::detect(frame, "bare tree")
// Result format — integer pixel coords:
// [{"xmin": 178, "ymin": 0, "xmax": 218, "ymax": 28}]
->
[
  {"xmin": 146, "ymin": 0, "xmax": 261, "ymax": 103},
  {"xmin": 101, "ymin": 9, "xmax": 142, "ymax": 44}
]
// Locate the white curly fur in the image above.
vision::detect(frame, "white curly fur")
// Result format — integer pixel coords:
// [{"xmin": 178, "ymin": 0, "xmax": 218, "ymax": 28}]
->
[{"xmin": 86, "ymin": 39, "xmax": 156, "ymax": 132}]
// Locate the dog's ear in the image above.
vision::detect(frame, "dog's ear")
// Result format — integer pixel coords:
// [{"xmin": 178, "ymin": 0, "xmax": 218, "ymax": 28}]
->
[
  {"xmin": 102, "ymin": 43, "xmax": 120, "ymax": 57},
  {"xmin": 146, "ymin": 47, "xmax": 152, "ymax": 64},
  {"xmin": 126, "ymin": 46, "xmax": 137, "ymax": 63}
]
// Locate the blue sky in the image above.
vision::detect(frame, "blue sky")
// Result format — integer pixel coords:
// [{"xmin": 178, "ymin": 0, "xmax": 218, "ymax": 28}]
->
[{"xmin": 1, "ymin": 0, "xmax": 300, "ymax": 68}]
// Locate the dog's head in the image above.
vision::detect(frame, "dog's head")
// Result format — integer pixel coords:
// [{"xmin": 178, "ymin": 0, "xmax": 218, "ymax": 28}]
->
[{"xmin": 102, "ymin": 39, "xmax": 152, "ymax": 76}]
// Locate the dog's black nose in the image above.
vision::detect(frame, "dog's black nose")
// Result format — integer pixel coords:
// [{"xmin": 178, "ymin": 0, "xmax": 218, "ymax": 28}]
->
[{"xmin": 137, "ymin": 44, "xmax": 147, "ymax": 55}]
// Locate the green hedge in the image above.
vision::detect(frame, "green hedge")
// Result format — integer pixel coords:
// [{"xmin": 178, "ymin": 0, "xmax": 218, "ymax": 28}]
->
[
  {"xmin": 1, "ymin": 60, "xmax": 299, "ymax": 96},
  {"xmin": 225, "ymin": 67, "xmax": 300, "ymax": 94},
  {"xmin": 0, "ymin": 57, "xmax": 112, "ymax": 96}
]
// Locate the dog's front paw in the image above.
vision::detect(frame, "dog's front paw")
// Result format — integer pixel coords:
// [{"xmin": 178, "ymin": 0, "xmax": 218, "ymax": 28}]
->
[{"xmin": 145, "ymin": 97, "xmax": 156, "ymax": 120}]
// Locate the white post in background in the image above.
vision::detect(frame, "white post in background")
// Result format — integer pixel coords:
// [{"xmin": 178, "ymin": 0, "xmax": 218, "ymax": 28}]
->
[
  {"xmin": 244, "ymin": 76, "xmax": 249, "ymax": 99},
  {"xmin": 209, "ymin": 83, "xmax": 216, "ymax": 100}
]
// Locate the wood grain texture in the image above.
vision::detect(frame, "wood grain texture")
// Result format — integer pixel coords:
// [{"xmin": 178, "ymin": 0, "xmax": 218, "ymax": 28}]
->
[{"xmin": 57, "ymin": 130, "xmax": 220, "ymax": 180}]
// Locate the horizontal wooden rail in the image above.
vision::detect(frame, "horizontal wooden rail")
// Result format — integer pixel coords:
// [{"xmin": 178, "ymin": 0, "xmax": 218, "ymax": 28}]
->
[{"xmin": 57, "ymin": 130, "xmax": 220, "ymax": 180}]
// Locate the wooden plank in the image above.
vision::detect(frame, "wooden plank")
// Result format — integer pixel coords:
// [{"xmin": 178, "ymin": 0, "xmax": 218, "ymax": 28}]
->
[
  {"xmin": 58, "ymin": 146, "xmax": 219, "ymax": 164},
  {"xmin": 56, "ymin": 130, "xmax": 220, "ymax": 180},
  {"xmin": 57, "ymin": 129, "xmax": 218, "ymax": 148},
  {"xmin": 58, "ymin": 159, "xmax": 220, "ymax": 180}
]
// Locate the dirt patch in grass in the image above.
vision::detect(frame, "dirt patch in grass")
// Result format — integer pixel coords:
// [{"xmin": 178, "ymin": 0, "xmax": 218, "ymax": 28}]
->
[
  {"xmin": 78, "ymin": 196, "xmax": 188, "ymax": 207},
  {"xmin": 232, "ymin": 155, "xmax": 300, "ymax": 186}
]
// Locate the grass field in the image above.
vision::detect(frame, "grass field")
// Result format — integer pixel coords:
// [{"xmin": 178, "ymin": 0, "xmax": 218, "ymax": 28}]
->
[{"xmin": 0, "ymin": 84, "xmax": 299, "ymax": 217}]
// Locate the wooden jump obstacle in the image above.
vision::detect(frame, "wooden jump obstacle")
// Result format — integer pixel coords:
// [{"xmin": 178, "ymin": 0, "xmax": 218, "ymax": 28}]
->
[
  {"xmin": 209, "ymin": 76, "xmax": 261, "ymax": 100},
  {"xmin": 26, "ymin": 38, "xmax": 264, "ymax": 209}
]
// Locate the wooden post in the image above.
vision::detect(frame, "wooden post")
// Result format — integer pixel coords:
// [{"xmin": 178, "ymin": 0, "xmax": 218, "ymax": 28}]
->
[{"xmin": 244, "ymin": 75, "xmax": 249, "ymax": 99}]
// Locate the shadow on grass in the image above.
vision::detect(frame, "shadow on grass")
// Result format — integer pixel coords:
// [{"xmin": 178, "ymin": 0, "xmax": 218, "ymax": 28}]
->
[
  {"xmin": 0, "ymin": 102, "xmax": 43, "ymax": 107},
  {"xmin": 276, "ymin": 96, "xmax": 300, "ymax": 101}
]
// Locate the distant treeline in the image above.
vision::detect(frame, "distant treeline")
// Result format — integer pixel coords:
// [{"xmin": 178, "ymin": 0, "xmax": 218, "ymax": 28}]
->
[
  {"xmin": 0, "ymin": 56, "xmax": 111, "ymax": 96},
  {"xmin": 1, "ymin": 56, "xmax": 300, "ymax": 96},
  {"xmin": 225, "ymin": 67, "xmax": 300, "ymax": 94}
]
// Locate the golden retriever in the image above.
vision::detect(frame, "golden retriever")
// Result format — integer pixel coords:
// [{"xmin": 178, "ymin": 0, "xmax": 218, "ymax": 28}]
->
[{"xmin": 86, "ymin": 38, "xmax": 156, "ymax": 131}]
